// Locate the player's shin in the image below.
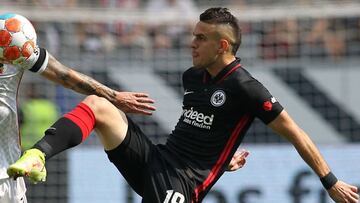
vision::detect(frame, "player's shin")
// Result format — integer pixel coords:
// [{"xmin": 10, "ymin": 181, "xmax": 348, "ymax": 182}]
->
[
  {"xmin": 7, "ymin": 102, "xmax": 95, "ymax": 183},
  {"xmin": 34, "ymin": 102, "xmax": 95, "ymax": 159}
]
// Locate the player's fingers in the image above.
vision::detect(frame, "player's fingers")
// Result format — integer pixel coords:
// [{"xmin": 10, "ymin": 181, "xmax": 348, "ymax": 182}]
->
[
  {"xmin": 228, "ymin": 163, "xmax": 239, "ymax": 171},
  {"xmin": 137, "ymin": 104, "xmax": 156, "ymax": 113},
  {"xmin": 231, "ymin": 157, "xmax": 246, "ymax": 169},
  {"xmin": 232, "ymin": 151, "xmax": 241, "ymax": 157},
  {"xmin": 136, "ymin": 103, "xmax": 156, "ymax": 111},
  {"xmin": 237, "ymin": 150, "xmax": 249, "ymax": 167},
  {"xmin": 137, "ymin": 98, "xmax": 155, "ymax": 104},
  {"xmin": 239, "ymin": 150, "xmax": 250, "ymax": 158},
  {"xmin": 227, "ymin": 159, "xmax": 237, "ymax": 171},
  {"xmin": 230, "ymin": 156, "xmax": 238, "ymax": 165},
  {"xmin": 349, "ymin": 190, "xmax": 359, "ymax": 200},
  {"xmin": 231, "ymin": 150, "xmax": 248, "ymax": 162},
  {"xmin": 238, "ymin": 159, "xmax": 246, "ymax": 168},
  {"xmin": 237, "ymin": 150, "xmax": 250, "ymax": 161},
  {"xmin": 134, "ymin": 93, "xmax": 151, "ymax": 98},
  {"xmin": 350, "ymin": 185, "xmax": 358, "ymax": 193},
  {"xmin": 236, "ymin": 159, "xmax": 246, "ymax": 168},
  {"xmin": 348, "ymin": 194, "xmax": 359, "ymax": 203},
  {"xmin": 132, "ymin": 108, "xmax": 153, "ymax": 116}
]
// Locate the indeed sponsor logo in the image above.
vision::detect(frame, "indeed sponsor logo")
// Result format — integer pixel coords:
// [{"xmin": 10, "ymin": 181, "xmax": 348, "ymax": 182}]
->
[{"xmin": 182, "ymin": 107, "xmax": 214, "ymax": 130}]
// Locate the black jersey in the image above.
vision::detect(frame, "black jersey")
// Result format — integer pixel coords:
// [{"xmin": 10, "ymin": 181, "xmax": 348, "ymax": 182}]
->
[{"xmin": 163, "ymin": 58, "xmax": 283, "ymax": 201}]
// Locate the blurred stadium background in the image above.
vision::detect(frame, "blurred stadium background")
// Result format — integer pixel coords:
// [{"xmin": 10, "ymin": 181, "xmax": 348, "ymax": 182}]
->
[{"xmin": 1, "ymin": 0, "xmax": 360, "ymax": 202}]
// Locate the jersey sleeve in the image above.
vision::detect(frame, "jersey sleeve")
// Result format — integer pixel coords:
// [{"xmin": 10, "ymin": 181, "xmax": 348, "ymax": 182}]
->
[
  {"xmin": 241, "ymin": 79, "xmax": 283, "ymax": 124},
  {"xmin": 19, "ymin": 47, "xmax": 49, "ymax": 74}
]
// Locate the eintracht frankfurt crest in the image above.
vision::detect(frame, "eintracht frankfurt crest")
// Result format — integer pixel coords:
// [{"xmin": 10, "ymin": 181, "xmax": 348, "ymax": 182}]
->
[{"xmin": 211, "ymin": 90, "xmax": 226, "ymax": 107}]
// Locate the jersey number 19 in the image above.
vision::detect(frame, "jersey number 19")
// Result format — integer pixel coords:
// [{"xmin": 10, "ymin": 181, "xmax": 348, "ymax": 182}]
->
[{"xmin": 163, "ymin": 190, "xmax": 185, "ymax": 203}]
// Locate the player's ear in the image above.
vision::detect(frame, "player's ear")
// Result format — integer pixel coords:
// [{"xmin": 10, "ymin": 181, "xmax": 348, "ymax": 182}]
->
[{"xmin": 218, "ymin": 39, "xmax": 231, "ymax": 54}]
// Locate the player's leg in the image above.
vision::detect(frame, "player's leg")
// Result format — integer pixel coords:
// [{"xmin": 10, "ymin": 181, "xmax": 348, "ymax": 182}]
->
[
  {"xmin": 7, "ymin": 99, "xmax": 96, "ymax": 182},
  {"xmin": 71, "ymin": 94, "xmax": 156, "ymax": 196},
  {"xmin": 32, "ymin": 94, "xmax": 128, "ymax": 155},
  {"xmin": 104, "ymin": 112, "xmax": 155, "ymax": 196},
  {"xmin": 141, "ymin": 150, "xmax": 192, "ymax": 203},
  {"xmin": 82, "ymin": 95, "xmax": 128, "ymax": 151},
  {"xmin": 7, "ymin": 95, "xmax": 127, "ymax": 182}
]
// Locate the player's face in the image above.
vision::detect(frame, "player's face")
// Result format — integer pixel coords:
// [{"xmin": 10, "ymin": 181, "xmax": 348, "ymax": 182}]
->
[{"xmin": 191, "ymin": 21, "xmax": 221, "ymax": 69}]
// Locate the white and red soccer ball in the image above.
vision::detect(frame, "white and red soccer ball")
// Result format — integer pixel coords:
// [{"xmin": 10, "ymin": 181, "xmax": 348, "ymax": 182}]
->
[{"xmin": 0, "ymin": 13, "xmax": 37, "ymax": 65}]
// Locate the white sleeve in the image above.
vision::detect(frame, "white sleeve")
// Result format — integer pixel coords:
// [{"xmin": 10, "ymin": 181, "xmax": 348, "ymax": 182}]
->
[{"xmin": 19, "ymin": 47, "xmax": 49, "ymax": 74}]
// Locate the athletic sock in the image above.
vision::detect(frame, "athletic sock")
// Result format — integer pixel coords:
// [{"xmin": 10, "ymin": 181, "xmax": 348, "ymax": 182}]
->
[
  {"xmin": 33, "ymin": 102, "xmax": 96, "ymax": 159},
  {"xmin": 63, "ymin": 102, "xmax": 96, "ymax": 141}
]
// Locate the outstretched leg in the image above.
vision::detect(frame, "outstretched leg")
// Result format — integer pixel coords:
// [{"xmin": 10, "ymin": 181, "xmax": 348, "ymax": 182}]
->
[{"xmin": 7, "ymin": 95, "xmax": 129, "ymax": 182}]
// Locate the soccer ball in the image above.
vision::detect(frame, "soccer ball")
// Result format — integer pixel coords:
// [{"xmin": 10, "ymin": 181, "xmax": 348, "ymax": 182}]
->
[{"xmin": 0, "ymin": 13, "xmax": 37, "ymax": 65}]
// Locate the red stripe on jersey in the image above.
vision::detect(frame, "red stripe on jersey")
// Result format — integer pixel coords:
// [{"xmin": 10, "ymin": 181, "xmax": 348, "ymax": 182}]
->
[
  {"xmin": 64, "ymin": 102, "xmax": 96, "ymax": 141},
  {"xmin": 193, "ymin": 114, "xmax": 251, "ymax": 202},
  {"xmin": 217, "ymin": 64, "xmax": 241, "ymax": 84}
]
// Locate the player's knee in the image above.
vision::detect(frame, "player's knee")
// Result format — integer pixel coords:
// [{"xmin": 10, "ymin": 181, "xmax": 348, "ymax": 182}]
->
[{"xmin": 82, "ymin": 95, "xmax": 116, "ymax": 119}]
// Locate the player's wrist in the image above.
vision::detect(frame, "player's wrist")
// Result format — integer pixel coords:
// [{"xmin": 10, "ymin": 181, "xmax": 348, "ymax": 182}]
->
[
  {"xmin": 17, "ymin": 47, "xmax": 49, "ymax": 73},
  {"xmin": 28, "ymin": 47, "xmax": 49, "ymax": 73},
  {"xmin": 320, "ymin": 171, "xmax": 338, "ymax": 190}
]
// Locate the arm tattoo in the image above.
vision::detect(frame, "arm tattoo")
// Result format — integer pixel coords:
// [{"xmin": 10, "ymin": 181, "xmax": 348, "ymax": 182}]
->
[
  {"xmin": 45, "ymin": 59, "xmax": 117, "ymax": 102},
  {"xmin": 74, "ymin": 71, "xmax": 118, "ymax": 102}
]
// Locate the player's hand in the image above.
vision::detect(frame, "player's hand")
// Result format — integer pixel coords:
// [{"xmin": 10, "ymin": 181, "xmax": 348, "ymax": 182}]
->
[
  {"xmin": 114, "ymin": 92, "xmax": 156, "ymax": 115},
  {"xmin": 226, "ymin": 149, "xmax": 250, "ymax": 172},
  {"xmin": 327, "ymin": 181, "xmax": 359, "ymax": 203}
]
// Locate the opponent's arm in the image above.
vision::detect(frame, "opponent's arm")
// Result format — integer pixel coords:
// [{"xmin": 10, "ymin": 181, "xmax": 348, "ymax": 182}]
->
[
  {"xmin": 269, "ymin": 110, "xmax": 359, "ymax": 203},
  {"xmin": 1, "ymin": 49, "xmax": 155, "ymax": 115},
  {"xmin": 40, "ymin": 53, "xmax": 156, "ymax": 115},
  {"xmin": 41, "ymin": 54, "xmax": 116, "ymax": 100}
]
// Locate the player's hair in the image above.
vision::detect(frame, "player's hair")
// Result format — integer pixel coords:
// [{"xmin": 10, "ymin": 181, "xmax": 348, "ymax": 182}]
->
[{"xmin": 200, "ymin": 7, "xmax": 241, "ymax": 55}]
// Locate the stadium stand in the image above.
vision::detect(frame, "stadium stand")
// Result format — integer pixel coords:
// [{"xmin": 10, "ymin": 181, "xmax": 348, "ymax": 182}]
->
[{"xmin": 1, "ymin": 0, "xmax": 359, "ymax": 202}]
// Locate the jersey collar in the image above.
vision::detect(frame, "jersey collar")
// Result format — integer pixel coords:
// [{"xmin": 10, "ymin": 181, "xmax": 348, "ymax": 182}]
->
[{"xmin": 203, "ymin": 58, "xmax": 242, "ymax": 84}]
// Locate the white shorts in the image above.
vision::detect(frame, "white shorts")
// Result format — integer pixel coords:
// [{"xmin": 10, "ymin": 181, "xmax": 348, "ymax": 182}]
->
[{"xmin": 0, "ymin": 177, "xmax": 27, "ymax": 203}]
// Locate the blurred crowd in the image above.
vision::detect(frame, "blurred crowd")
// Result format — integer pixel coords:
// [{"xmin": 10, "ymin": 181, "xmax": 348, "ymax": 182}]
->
[
  {"xmin": 257, "ymin": 17, "xmax": 360, "ymax": 60},
  {"xmin": 34, "ymin": 18, "xmax": 360, "ymax": 62},
  {"xmin": 2, "ymin": 0, "xmax": 360, "ymax": 61},
  {"xmin": 2, "ymin": 0, "xmax": 359, "ymax": 7}
]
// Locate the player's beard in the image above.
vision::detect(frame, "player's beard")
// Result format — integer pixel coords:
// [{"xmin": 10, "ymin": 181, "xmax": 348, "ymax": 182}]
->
[{"xmin": 193, "ymin": 55, "xmax": 218, "ymax": 70}]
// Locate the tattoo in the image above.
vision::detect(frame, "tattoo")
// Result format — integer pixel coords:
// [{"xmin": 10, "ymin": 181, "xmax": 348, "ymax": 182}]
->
[
  {"xmin": 45, "ymin": 56, "xmax": 117, "ymax": 102},
  {"xmin": 75, "ymin": 72, "xmax": 100, "ymax": 95}
]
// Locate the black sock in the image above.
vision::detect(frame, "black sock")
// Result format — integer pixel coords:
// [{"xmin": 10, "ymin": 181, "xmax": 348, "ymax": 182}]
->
[{"xmin": 33, "ymin": 117, "xmax": 83, "ymax": 160}]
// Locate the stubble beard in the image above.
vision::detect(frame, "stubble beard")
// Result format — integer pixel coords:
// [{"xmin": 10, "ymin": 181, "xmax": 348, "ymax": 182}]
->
[{"xmin": 193, "ymin": 57, "xmax": 218, "ymax": 70}]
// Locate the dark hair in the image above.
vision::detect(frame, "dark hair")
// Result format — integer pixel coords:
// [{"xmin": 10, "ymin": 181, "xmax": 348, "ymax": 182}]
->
[{"xmin": 200, "ymin": 7, "xmax": 241, "ymax": 55}]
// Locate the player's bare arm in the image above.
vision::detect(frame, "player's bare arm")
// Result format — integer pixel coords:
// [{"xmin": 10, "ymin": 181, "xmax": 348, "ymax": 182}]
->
[
  {"xmin": 1, "ymin": 55, "xmax": 155, "ymax": 115},
  {"xmin": 268, "ymin": 110, "xmax": 359, "ymax": 203},
  {"xmin": 40, "ymin": 53, "xmax": 156, "ymax": 115}
]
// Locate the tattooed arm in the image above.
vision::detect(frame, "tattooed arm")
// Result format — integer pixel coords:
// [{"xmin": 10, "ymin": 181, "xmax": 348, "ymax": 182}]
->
[{"xmin": 40, "ymin": 53, "xmax": 155, "ymax": 115}]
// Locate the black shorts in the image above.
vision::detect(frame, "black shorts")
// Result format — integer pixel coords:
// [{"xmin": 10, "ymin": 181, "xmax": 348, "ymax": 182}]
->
[{"xmin": 105, "ymin": 116, "xmax": 195, "ymax": 203}]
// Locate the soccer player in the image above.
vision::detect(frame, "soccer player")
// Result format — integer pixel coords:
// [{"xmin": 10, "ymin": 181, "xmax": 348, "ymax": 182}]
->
[
  {"xmin": 0, "ymin": 46, "xmax": 156, "ymax": 203},
  {"xmin": 8, "ymin": 7, "xmax": 359, "ymax": 203}
]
